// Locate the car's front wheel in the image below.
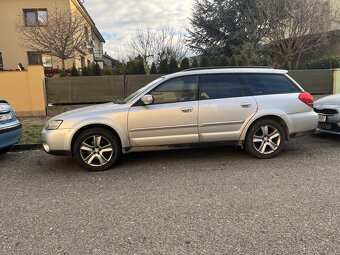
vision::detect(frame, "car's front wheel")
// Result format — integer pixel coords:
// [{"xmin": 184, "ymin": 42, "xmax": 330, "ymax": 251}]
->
[
  {"xmin": 245, "ymin": 119, "xmax": 285, "ymax": 159},
  {"xmin": 73, "ymin": 128, "xmax": 121, "ymax": 171}
]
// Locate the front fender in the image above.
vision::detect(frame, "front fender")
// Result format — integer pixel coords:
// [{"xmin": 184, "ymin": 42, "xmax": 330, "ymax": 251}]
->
[{"xmin": 67, "ymin": 117, "xmax": 131, "ymax": 149}]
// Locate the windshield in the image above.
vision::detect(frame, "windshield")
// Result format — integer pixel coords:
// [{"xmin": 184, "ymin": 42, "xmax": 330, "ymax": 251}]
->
[{"xmin": 118, "ymin": 77, "xmax": 165, "ymax": 104}]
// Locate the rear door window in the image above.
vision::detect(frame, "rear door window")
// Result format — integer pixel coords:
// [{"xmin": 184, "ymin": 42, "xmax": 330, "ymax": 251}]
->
[
  {"xmin": 200, "ymin": 74, "xmax": 247, "ymax": 100},
  {"xmin": 238, "ymin": 74, "xmax": 300, "ymax": 96}
]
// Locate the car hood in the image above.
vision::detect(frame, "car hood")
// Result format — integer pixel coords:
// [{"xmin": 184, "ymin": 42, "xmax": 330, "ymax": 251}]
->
[
  {"xmin": 53, "ymin": 102, "xmax": 130, "ymax": 120},
  {"xmin": 315, "ymin": 94, "xmax": 340, "ymax": 108}
]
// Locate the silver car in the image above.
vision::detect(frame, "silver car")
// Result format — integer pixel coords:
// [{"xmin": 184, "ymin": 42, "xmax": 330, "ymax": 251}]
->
[
  {"xmin": 314, "ymin": 94, "xmax": 340, "ymax": 134},
  {"xmin": 41, "ymin": 68, "xmax": 318, "ymax": 171}
]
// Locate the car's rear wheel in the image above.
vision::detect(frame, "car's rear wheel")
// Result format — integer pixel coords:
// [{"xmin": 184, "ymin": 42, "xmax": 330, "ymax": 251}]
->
[
  {"xmin": 73, "ymin": 128, "xmax": 121, "ymax": 171},
  {"xmin": 245, "ymin": 119, "xmax": 285, "ymax": 159},
  {"xmin": 0, "ymin": 146, "xmax": 12, "ymax": 155}
]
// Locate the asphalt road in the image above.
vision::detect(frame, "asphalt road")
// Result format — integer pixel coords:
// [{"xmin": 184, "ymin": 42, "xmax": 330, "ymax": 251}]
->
[{"xmin": 0, "ymin": 133, "xmax": 340, "ymax": 255}]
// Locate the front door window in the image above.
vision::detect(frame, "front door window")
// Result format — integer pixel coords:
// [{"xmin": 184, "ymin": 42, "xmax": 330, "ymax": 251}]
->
[{"xmin": 150, "ymin": 76, "xmax": 199, "ymax": 104}]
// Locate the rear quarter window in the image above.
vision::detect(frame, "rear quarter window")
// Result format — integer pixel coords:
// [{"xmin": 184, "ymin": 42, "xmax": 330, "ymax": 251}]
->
[{"xmin": 239, "ymin": 74, "xmax": 300, "ymax": 96}]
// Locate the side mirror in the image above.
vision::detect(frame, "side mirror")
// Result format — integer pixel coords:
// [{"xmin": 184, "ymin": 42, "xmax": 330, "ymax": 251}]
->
[{"xmin": 141, "ymin": 94, "xmax": 154, "ymax": 105}]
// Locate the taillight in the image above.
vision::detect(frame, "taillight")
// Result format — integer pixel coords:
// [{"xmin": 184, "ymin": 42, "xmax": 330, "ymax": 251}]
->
[{"xmin": 299, "ymin": 92, "xmax": 314, "ymax": 108}]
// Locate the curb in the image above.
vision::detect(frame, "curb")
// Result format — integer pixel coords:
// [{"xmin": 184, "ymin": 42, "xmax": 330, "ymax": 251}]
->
[{"xmin": 12, "ymin": 144, "xmax": 42, "ymax": 151}]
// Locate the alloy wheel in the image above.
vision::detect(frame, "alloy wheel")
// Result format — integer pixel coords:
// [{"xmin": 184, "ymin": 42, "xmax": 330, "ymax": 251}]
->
[
  {"xmin": 253, "ymin": 125, "xmax": 281, "ymax": 155},
  {"xmin": 80, "ymin": 135, "xmax": 114, "ymax": 167}
]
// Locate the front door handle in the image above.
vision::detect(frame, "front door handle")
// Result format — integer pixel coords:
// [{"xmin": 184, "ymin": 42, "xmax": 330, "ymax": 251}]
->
[
  {"xmin": 241, "ymin": 103, "xmax": 252, "ymax": 108},
  {"xmin": 181, "ymin": 107, "xmax": 193, "ymax": 113}
]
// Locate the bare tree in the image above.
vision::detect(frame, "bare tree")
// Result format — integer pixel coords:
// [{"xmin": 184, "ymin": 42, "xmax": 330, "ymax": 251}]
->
[
  {"xmin": 154, "ymin": 27, "xmax": 188, "ymax": 64},
  {"xmin": 129, "ymin": 27, "xmax": 188, "ymax": 65},
  {"xmin": 129, "ymin": 27, "xmax": 156, "ymax": 63},
  {"xmin": 253, "ymin": 0, "xmax": 339, "ymax": 69},
  {"xmin": 16, "ymin": 7, "xmax": 87, "ymax": 71}
]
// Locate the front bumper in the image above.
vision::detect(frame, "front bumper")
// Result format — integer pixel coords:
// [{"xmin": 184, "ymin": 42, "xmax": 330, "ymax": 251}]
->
[
  {"xmin": 0, "ymin": 122, "xmax": 22, "ymax": 149},
  {"xmin": 41, "ymin": 128, "xmax": 75, "ymax": 155},
  {"xmin": 316, "ymin": 113, "xmax": 340, "ymax": 134}
]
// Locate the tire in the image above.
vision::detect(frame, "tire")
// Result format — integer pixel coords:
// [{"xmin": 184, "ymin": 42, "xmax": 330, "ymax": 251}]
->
[
  {"xmin": 73, "ymin": 128, "xmax": 121, "ymax": 171},
  {"xmin": 0, "ymin": 146, "xmax": 12, "ymax": 155},
  {"xmin": 245, "ymin": 119, "xmax": 285, "ymax": 159}
]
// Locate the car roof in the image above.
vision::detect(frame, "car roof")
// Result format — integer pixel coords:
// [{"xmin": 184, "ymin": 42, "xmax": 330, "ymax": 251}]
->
[{"xmin": 162, "ymin": 67, "xmax": 288, "ymax": 79}]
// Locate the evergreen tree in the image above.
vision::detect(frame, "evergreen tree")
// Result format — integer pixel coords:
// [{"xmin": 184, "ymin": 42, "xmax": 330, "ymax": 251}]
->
[
  {"xmin": 137, "ymin": 60, "xmax": 146, "ymax": 74},
  {"xmin": 187, "ymin": 0, "xmax": 267, "ymax": 56},
  {"xmin": 168, "ymin": 58, "xmax": 179, "ymax": 73},
  {"xmin": 71, "ymin": 64, "xmax": 79, "ymax": 76},
  {"xmin": 241, "ymin": 53, "xmax": 250, "ymax": 66},
  {"xmin": 200, "ymin": 56, "xmax": 210, "ymax": 67},
  {"xmin": 218, "ymin": 55, "xmax": 229, "ymax": 66},
  {"xmin": 103, "ymin": 67, "xmax": 113, "ymax": 75},
  {"xmin": 127, "ymin": 60, "xmax": 137, "ymax": 74},
  {"xmin": 82, "ymin": 66, "xmax": 89, "ymax": 76},
  {"xmin": 192, "ymin": 58, "xmax": 199, "ymax": 68},
  {"xmin": 92, "ymin": 62, "xmax": 101, "ymax": 76},
  {"xmin": 159, "ymin": 59, "xmax": 169, "ymax": 74},
  {"xmin": 150, "ymin": 62, "xmax": 158, "ymax": 74},
  {"xmin": 230, "ymin": 55, "xmax": 238, "ymax": 66},
  {"xmin": 180, "ymin": 57, "xmax": 190, "ymax": 70}
]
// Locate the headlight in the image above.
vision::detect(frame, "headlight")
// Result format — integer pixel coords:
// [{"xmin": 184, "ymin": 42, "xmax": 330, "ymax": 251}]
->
[{"xmin": 44, "ymin": 120, "xmax": 63, "ymax": 130}]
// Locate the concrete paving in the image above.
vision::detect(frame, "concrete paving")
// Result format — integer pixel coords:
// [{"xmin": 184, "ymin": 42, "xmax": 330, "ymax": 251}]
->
[{"xmin": 0, "ymin": 133, "xmax": 339, "ymax": 254}]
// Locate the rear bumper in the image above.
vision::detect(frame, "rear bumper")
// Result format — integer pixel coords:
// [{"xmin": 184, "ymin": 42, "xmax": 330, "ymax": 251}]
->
[
  {"xmin": 0, "ymin": 122, "xmax": 22, "ymax": 149},
  {"xmin": 287, "ymin": 111, "xmax": 318, "ymax": 135}
]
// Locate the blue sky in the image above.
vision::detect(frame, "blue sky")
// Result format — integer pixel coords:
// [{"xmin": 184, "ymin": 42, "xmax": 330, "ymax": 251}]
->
[{"xmin": 84, "ymin": 0, "xmax": 194, "ymax": 59}]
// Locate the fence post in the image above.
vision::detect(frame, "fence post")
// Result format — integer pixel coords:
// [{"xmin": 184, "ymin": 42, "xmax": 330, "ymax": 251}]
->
[{"xmin": 333, "ymin": 69, "xmax": 340, "ymax": 94}]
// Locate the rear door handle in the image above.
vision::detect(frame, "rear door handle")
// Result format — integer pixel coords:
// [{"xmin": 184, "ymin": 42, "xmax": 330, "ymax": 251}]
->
[
  {"xmin": 181, "ymin": 107, "xmax": 193, "ymax": 113},
  {"xmin": 241, "ymin": 103, "xmax": 252, "ymax": 108}
]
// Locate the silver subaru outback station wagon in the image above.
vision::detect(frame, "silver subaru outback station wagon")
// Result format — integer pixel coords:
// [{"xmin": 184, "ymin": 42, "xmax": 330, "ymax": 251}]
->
[{"xmin": 41, "ymin": 68, "xmax": 318, "ymax": 171}]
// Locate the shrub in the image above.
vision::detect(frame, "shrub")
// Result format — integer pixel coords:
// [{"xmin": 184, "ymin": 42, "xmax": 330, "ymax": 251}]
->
[
  {"xmin": 103, "ymin": 67, "xmax": 113, "ymax": 75},
  {"xmin": 82, "ymin": 66, "xmax": 89, "ymax": 76},
  {"xmin": 168, "ymin": 58, "xmax": 179, "ymax": 73},
  {"xmin": 71, "ymin": 64, "xmax": 79, "ymax": 76},
  {"xmin": 150, "ymin": 62, "xmax": 158, "ymax": 74},
  {"xmin": 180, "ymin": 58, "xmax": 190, "ymax": 70},
  {"xmin": 230, "ymin": 55, "xmax": 238, "ymax": 66},
  {"xmin": 92, "ymin": 62, "xmax": 102, "ymax": 76},
  {"xmin": 191, "ymin": 58, "xmax": 199, "ymax": 68},
  {"xmin": 200, "ymin": 56, "xmax": 210, "ymax": 67},
  {"xmin": 305, "ymin": 57, "xmax": 340, "ymax": 69},
  {"xmin": 218, "ymin": 55, "xmax": 229, "ymax": 66},
  {"xmin": 159, "ymin": 59, "xmax": 169, "ymax": 74}
]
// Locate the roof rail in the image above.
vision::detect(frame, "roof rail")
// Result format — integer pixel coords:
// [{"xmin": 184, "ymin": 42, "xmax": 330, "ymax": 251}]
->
[{"xmin": 182, "ymin": 66, "xmax": 274, "ymax": 72}]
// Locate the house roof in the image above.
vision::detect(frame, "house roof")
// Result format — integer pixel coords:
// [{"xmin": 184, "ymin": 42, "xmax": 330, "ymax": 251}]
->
[
  {"xmin": 103, "ymin": 52, "xmax": 117, "ymax": 62},
  {"xmin": 76, "ymin": 0, "xmax": 105, "ymax": 43}
]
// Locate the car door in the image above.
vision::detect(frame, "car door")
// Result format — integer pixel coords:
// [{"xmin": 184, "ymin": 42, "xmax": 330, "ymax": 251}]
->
[
  {"xmin": 198, "ymin": 73, "xmax": 258, "ymax": 142},
  {"xmin": 128, "ymin": 75, "xmax": 199, "ymax": 146}
]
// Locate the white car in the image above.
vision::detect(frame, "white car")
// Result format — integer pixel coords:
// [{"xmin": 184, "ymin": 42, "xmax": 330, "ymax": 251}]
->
[{"xmin": 41, "ymin": 67, "xmax": 318, "ymax": 171}]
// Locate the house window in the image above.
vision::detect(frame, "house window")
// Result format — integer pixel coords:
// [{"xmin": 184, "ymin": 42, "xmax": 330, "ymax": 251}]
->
[
  {"xmin": 0, "ymin": 52, "xmax": 3, "ymax": 71},
  {"xmin": 24, "ymin": 9, "xmax": 48, "ymax": 26},
  {"xmin": 28, "ymin": 52, "xmax": 42, "ymax": 65},
  {"xmin": 42, "ymin": 55, "xmax": 52, "ymax": 68},
  {"xmin": 28, "ymin": 52, "xmax": 52, "ymax": 67}
]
